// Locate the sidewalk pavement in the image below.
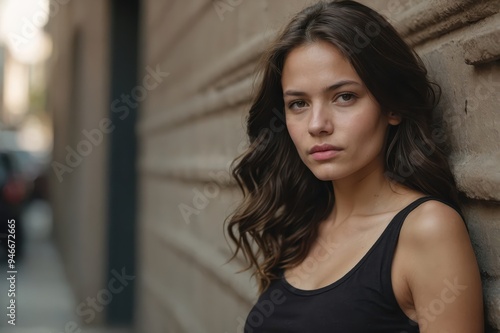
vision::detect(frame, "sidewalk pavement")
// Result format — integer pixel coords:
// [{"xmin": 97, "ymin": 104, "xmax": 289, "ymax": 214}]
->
[{"xmin": 0, "ymin": 200, "xmax": 132, "ymax": 333}]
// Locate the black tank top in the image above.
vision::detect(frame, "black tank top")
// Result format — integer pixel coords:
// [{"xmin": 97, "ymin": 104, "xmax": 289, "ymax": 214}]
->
[{"xmin": 243, "ymin": 196, "xmax": 465, "ymax": 333}]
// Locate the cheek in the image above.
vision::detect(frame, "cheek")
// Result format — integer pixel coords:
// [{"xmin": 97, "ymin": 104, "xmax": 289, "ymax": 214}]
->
[
  {"xmin": 349, "ymin": 116, "xmax": 388, "ymax": 154},
  {"xmin": 285, "ymin": 121, "xmax": 307, "ymax": 155},
  {"xmin": 351, "ymin": 109, "xmax": 384, "ymax": 135},
  {"xmin": 285, "ymin": 121, "xmax": 301, "ymax": 142}
]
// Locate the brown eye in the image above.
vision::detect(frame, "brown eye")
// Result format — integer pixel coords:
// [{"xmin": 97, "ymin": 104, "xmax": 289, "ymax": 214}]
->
[
  {"xmin": 339, "ymin": 93, "xmax": 354, "ymax": 101},
  {"xmin": 335, "ymin": 93, "xmax": 357, "ymax": 105},
  {"xmin": 289, "ymin": 100, "xmax": 307, "ymax": 110}
]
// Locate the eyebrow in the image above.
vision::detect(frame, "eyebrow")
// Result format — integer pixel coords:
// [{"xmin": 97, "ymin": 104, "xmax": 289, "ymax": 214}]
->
[{"xmin": 283, "ymin": 80, "xmax": 361, "ymax": 98}]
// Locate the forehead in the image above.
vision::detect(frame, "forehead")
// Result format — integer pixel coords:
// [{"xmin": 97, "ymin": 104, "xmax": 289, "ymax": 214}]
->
[{"xmin": 281, "ymin": 41, "xmax": 361, "ymax": 87}]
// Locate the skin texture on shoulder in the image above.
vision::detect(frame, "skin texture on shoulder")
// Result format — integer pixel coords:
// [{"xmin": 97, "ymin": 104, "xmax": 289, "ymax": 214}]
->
[{"xmin": 399, "ymin": 200, "xmax": 484, "ymax": 332}]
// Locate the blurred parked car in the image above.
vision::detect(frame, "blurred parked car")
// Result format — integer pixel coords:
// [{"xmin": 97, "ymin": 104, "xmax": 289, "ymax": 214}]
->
[
  {"xmin": 0, "ymin": 128, "xmax": 49, "ymax": 261},
  {"xmin": 0, "ymin": 150, "xmax": 33, "ymax": 261}
]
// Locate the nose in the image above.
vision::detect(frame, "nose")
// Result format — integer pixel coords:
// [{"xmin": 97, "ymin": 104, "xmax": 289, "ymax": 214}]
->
[{"xmin": 308, "ymin": 102, "xmax": 333, "ymax": 136}]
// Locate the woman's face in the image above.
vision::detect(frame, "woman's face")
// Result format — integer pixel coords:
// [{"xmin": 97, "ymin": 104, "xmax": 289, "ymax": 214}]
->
[{"xmin": 281, "ymin": 41, "xmax": 400, "ymax": 182}]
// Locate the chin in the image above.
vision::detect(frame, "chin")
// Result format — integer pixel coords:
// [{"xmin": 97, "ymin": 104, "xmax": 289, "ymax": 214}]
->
[
  {"xmin": 309, "ymin": 169, "xmax": 344, "ymax": 182},
  {"xmin": 300, "ymin": 158, "xmax": 349, "ymax": 181}
]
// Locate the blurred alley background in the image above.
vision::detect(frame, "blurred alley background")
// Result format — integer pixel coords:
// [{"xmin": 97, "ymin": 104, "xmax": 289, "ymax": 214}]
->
[{"xmin": 0, "ymin": 0, "xmax": 498, "ymax": 332}]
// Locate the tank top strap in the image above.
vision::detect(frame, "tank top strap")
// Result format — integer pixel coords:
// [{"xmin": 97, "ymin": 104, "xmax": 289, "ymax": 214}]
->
[
  {"xmin": 386, "ymin": 195, "xmax": 467, "ymax": 239},
  {"xmin": 378, "ymin": 195, "xmax": 467, "ymax": 295},
  {"xmin": 380, "ymin": 195, "xmax": 435, "ymax": 264}
]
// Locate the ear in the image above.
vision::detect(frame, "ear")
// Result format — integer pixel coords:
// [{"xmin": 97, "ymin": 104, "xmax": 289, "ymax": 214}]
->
[{"xmin": 388, "ymin": 112, "xmax": 402, "ymax": 125}]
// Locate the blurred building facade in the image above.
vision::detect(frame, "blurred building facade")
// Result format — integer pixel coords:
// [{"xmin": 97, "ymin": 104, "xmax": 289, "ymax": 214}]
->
[
  {"xmin": 0, "ymin": 0, "xmax": 53, "ymax": 155},
  {"xmin": 46, "ymin": 0, "xmax": 112, "ymax": 326},
  {"xmin": 46, "ymin": 0, "xmax": 500, "ymax": 332}
]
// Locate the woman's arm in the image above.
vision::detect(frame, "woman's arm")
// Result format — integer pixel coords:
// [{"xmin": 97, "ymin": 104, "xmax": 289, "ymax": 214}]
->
[{"xmin": 404, "ymin": 200, "xmax": 484, "ymax": 333}]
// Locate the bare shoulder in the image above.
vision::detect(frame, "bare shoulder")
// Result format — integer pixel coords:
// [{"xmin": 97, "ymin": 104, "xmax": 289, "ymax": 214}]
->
[
  {"xmin": 402, "ymin": 199, "xmax": 468, "ymax": 245},
  {"xmin": 398, "ymin": 198, "xmax": 484, "ymax": 332},
  {"xmin": 400, "ymin": 198, "xmax": 476, "ymax": 280}
]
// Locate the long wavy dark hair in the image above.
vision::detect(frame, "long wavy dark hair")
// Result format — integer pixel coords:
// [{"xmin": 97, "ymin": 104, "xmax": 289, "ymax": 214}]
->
[{"xmin": 224, "ymin": 0, "xmax": 461, "ymax": 294}]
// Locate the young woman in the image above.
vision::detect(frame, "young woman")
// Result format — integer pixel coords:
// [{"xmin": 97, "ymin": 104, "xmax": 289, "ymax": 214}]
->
[{"xmin": 225, "ymin": 1, "xmax": 484, "ymax": 332}]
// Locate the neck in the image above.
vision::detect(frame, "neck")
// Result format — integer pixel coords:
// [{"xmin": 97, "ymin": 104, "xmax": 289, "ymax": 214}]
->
[{"xmin": 329, "ymin": 157, "xmax": 403, "ymax": 225}]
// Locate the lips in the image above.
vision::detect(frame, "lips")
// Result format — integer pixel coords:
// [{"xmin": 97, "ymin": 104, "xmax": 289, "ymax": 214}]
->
[
  {"xmin": 309, "ymin": 144, "xmax": 343, "ymax": 161},
  {"xmin": 309, "ymin": 144, "xmax": 342, "ymax": 154}
]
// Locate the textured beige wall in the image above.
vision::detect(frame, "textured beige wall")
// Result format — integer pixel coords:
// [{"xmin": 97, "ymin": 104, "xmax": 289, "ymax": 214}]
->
[
  {"xmin": 136, "ymin": 0, "xmax": 500, "ymax": 332},
  {"xmin": 47, "ymin": 0, "xmax": 110, "ymax": 325}
]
